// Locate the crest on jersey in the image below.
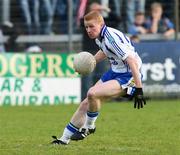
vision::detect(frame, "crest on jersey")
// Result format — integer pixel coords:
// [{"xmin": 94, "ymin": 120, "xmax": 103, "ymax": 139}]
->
[{"xmin": 107, "ymin": 35, "xmax": 115, "ymax": 44}]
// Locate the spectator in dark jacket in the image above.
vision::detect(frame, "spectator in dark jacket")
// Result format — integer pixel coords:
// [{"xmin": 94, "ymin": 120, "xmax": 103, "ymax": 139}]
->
[
  {"xmin": 146, "ymin": 2, "xmax": 175, "ymax": 38},
  {"xmin": 128, "ymin": 12, "xmax": 148, "ymax": 35}
]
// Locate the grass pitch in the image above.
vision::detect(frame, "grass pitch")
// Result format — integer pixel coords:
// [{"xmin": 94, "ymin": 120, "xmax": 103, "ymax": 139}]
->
[{"xmin": 0, "ymin": 100, "xmax": 180, "ymax": 155}]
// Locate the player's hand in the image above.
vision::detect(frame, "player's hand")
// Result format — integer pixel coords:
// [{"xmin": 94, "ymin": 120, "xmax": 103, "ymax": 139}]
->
[{"xmin": 134, "ymin": 88, "xmax": 146, "ymax": 109}]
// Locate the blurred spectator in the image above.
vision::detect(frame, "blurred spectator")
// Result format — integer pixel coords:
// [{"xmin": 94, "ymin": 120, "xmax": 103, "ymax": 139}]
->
[
  {"xmin": 106, "ymin": 0, "xmax": 122, "ymax": 29},
  {"xmin": 128, "ymin": 12, "xmax": 148, "ymax": 35},
  {"xmin": 130, "ymin": 35, "xmax": 140, "ymax": 43},
  {"xmin": 1, "ymin": 0, "xmax": 11, "ymax": 26},
  {"xmin": 158, "ymin": 0, "xmax": 174, "ymax": 20},
  {"xmin": 88, "ymin": 2, "xmax": 111, "ymax": 17},
  {"xmin": 112, "ymin": 0, "xmax": 123, "ymax": 18},
  {"xmin": 0, "ymin": 28, "xmax": 5, "ymax": 52},
  {"xmin": 40, "ymin": 0, "xmax": 57, "ymax": 34},
  {"xmin": 76, "ymin": 0, "xmax": 88, "ymax": 27},
  {"xmin": 72, "ymin": 0, "xmax": 81, "ymax": 33},
  {"xmin": 1, "ymin": 22, "xmax": 21, "ymax": 52},
  {"xmin": 19, "ymin": 0, "xmax": 57, "ymax": 51},
  {"xmin": 19, "ymin": 0, "xmax": 40, "ymax": 35},
  {"xmin": 126, "ymin": 0, "xmax": 146, "ymax": 31},
  {"xmin": 19, "ymin": 0, "xmax": 40, "ymax": 51},
  {"xmin": 110, "ymin": 0, "xmax": 126, "ymax": 31},
  {"xmin": 55, "ymin": 0, "xmax": 79, "ymax": 34},
  {"xmin": 146, "ymin": 2, "xmax": 175, "ymax": 38},
  {"xmin": 77, "ymin": 0, "xmax": 121, "ymax": 29},
  {"xmin": 54, "ymin": 0, "xmax": 68, "ymax": 33},
  {"xmin": 19, "ymin": 0, "xmax": 55, "ymax": 35}
]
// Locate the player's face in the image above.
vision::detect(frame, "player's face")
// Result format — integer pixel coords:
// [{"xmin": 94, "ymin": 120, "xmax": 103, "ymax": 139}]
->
[{"xmin": 84, "ymin": 19, "xmax": 102, "ymax": 39}]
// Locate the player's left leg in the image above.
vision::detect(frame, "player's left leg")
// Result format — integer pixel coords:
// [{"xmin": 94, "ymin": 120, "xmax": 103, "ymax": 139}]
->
[
  {"xmin": 71, "ymin": 79, "xmax": 125, "ymax": 141},
  {"xmin": 85, "ymin": 79, "xmax": 124, "ymax": 128},
  {"xmin": 51, "ymin": 98, "xmax": 89, "ymax": 145}
]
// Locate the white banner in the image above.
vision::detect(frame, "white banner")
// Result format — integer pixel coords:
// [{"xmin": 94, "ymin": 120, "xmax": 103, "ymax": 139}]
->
[{"xmin": 0, "ymin": 77, "xmax": 81, "ymax": 106}]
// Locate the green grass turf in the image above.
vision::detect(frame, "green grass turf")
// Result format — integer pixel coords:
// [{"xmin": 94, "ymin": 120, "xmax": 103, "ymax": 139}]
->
[{"xmin": 0, "ymin": 100, "xmax": 180, "ymax": 155}]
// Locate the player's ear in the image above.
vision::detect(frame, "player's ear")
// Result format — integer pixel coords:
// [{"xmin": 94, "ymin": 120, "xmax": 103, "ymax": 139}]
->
[{"xmin": 100, "ymin": 22, "xmax": 104, "ymax": 29}]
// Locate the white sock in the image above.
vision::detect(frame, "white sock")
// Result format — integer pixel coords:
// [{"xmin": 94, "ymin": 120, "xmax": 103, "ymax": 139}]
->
[
  {"xmin": 59, "ymin": 123, "xmax": 79, "ymax": 144},
  {"xmin": 84, "ymin": 111, "xmax": 99, "ymax": 129}
]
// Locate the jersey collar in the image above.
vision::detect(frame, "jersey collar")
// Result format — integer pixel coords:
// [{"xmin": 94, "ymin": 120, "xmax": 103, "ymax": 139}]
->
[{"xmin": 99, "ymin": 24, "xmax": 107, "ymax": 41}]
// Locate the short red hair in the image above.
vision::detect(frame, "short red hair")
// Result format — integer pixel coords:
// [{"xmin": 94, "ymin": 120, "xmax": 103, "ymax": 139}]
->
[{"xmin": 84, "ymin": 11, "xmax": 104, "ymax": 25}]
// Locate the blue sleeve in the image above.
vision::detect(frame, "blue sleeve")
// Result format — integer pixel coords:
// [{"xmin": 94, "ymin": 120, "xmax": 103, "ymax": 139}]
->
[
  {"xmin": 128, "ymin": 25, "xmax": 138, "ymax": 35},
  {"xmin": 145, "ymin": 18, "xmax": 152, "ymax": 29},
  {"xmin": 164, "ymin": 18, "xmax": 174, "ymax": 29}
]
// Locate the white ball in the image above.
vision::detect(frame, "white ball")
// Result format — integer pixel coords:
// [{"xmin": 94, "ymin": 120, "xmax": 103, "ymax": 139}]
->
[{"xmin": 73, "ymin": 52, "xmax": 96, "ymax": 75}]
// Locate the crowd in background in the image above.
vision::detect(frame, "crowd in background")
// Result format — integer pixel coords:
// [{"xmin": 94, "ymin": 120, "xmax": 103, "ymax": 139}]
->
[{"xmin": 0, "ymin": 0, "xmax": 178, "ymax": 52}]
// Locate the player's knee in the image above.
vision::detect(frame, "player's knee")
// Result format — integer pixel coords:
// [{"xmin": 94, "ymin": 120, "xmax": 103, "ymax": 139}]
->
[{"xmin": 87, "ymin": 87, "xmax": 97, "ymax": 99}]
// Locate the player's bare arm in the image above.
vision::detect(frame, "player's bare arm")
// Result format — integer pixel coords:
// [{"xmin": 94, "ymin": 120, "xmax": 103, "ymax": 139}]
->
[
  {"xmin": 126, "ymin": 55, "xmax": 142, "ymax": 88},
  {"xmin": 126, "ymin": 55, "xmax": 146, "ymax": 109},
  {"xmin": 94, "ymin": 50, "xmax": 107, "ymax": 63}
]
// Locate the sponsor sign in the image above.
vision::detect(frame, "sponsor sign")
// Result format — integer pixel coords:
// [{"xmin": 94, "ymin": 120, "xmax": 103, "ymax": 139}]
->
[
  {"xmin": 135, "ymin": 41, "xmax": 180, "ymax": 97},
  {"xmin": 0, "ymin": 53, "xmax": 80, "ymax": 106}
]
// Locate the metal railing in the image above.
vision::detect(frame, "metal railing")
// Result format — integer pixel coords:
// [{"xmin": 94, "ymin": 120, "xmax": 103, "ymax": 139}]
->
[{"xmin": 1, "ymin": 33, "xmax": 179, "ymax": 44}]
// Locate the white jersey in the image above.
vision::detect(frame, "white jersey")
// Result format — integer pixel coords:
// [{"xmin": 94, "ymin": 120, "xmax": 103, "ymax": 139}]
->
[{"xmin": 95, "ymin": 25, "xmax": 142, "ymax": 73}]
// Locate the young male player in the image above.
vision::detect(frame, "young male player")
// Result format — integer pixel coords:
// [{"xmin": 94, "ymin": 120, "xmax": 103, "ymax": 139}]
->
[{"xmin": 51, "ymin": 11, "xmax": 146, "ymax": 145}]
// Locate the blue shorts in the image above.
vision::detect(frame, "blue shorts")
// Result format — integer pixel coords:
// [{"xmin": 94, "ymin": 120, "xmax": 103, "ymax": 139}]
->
[{"xmin": 101, "ymin": 69, "xmax": 137, "ymax": 96}]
